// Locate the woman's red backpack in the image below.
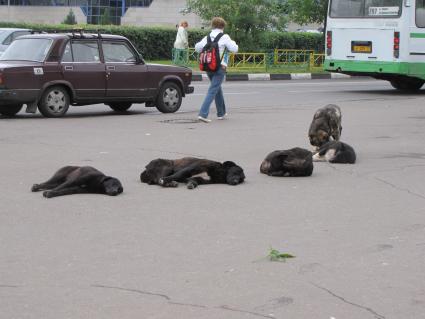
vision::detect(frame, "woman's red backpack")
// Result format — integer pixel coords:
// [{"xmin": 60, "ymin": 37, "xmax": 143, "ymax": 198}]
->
[{"xmin": 199, "ymin": 33, "xmax": 224, "ymax": 72}]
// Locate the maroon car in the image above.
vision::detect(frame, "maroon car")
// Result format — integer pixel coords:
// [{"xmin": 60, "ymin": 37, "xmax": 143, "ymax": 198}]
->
[{"xmin": 0, "ymin": 32, "xmax": 194, "ymax": 117}]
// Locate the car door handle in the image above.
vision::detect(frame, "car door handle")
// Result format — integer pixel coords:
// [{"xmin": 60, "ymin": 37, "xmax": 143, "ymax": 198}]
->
[
  {"xmin": 106, "ymin": 66, "xmax": 115, "ymax": 71},
  {"xmin": 64, "ymin": 66, "xmax": 73, "ymax": 71}
]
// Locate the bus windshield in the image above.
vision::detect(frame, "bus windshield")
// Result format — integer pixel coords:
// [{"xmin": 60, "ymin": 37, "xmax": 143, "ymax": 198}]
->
[{"xmin": 330, "ymin": 0, "xmax": 402, "ymax": 18}]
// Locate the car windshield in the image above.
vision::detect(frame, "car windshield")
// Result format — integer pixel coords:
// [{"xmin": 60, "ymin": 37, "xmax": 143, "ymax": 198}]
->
[
  {"xmin": 330, "ymin": 0, "xmax": 402, "ymax": 18},
  {"xmin": 0, "ymin": 38, "xmax": 52, "ymax": 62}
]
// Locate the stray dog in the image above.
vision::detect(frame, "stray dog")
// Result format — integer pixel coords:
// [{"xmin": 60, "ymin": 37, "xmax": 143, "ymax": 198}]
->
[
  {"xmin": 309, "ymin": 104, "xmax": 342, "ymax": 148},
  {"xmin": 313, "ymin": 141, "xmax": 356, "ymax": 164},
  {"xmin": 140, "ymin": 157, "xmax": 245, "ymax": 189},
  {"xmin": 260, "ymin": 147, "xmax": 313, "ymax": 177},
  {"xmin": 32, "ymin": 166, "xmax": 123, "ymax": 198}
]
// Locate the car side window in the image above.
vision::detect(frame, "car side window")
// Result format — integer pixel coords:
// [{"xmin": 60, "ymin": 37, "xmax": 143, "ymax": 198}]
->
[
  {"xmin": 62, "ymin": 41, "xmax": 73, "ymax": 62},
  {"xmin": 72, "ymin": 41, "xmax": 100, "ymax": 63},
  {"xmin": 12, "ymin": 31, "xmax": 31, "ymax": 41},
  {"xmin": 3, "ymin": 34, "xmax": 13, "ymax": 45},
  {"xmin": 102, "ymin": 41, "xmax": 136, "ymax": 63}
]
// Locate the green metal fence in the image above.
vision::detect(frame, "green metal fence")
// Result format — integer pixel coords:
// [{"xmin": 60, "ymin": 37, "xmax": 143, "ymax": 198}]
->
[{"xmin": 171, "ymin": 48, "xmax": 325, "ymax": 72}]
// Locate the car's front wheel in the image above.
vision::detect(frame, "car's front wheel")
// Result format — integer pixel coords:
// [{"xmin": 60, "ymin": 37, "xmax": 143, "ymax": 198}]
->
[
  {"xmin": 38, "ymin": 86, "xmax": 70, "ymax": 118},
  {"xmin": 0, "ymin": 104, "xmax": 23, "ymax": 117},
  {"xmin": 107, "ymin": 102, "xmax": 132, "ymax": 112},
  {"xmin": 156, "ymin": 82, "xmax": 182, "ymax": 113}
]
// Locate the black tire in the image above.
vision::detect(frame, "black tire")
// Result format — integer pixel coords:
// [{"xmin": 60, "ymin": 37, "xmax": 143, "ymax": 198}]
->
[
  {"xmin": 0, "ymin": 104, "xmax": 23, "ymax": 116},
  {"xmin": 108, "ymin": 102, "xmax": 132, "ymax": 112},
  {"xmin": 38, "ymin": 86, "xmax": 70, "ymax": 118},
  {"xmin": 390, "ymin": 78, "xmax": 424, "ymax": 91},
  {"xmin": 156, "ymin": 82, "xmax": 182, "ymax": 113}
]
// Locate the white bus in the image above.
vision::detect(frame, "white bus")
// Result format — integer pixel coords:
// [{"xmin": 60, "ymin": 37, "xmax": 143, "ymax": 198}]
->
[{"xmin": 325, "ymin": 0, "xmax": 425, "ymax": 90}]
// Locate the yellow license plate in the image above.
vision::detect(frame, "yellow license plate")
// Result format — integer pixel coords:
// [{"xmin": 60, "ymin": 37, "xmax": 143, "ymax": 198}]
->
[{"xmin": 353, "ymin": 45, "xmax": 372, "ymax": 53}]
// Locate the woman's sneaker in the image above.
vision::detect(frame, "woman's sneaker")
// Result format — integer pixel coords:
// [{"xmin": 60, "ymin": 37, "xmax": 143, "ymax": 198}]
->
[
  {"xmin": 198, "ymin": 116, "xmax": 211, "ymax": 123},
  {"xmin": 217, "ymin": 113, "xmax": 228, "ymax": 120}
]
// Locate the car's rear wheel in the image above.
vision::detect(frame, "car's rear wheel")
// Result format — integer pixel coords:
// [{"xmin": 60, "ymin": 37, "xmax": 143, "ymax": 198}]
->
[
  {"xmin": 108, "ymin": 102, "xmax": 132, "ymax": 112},
  {"xmin": 390, "ymin": 78, "xmax": 424, "ymax": 91},
  {"xmin": 156, "ymin": 82, "xmax": 182, "ymax": 113},
  {"xmin": 38, "ymin": 86, "xmax": 70, "ymax": 118},
  {"xmin": 0, "ymin": 104, "xmax": 23, "ymax": 116}
]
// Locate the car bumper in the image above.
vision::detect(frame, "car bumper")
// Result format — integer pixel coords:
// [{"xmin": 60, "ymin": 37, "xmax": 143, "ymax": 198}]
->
[
  {"xmin": 0, "ymin": 89, "xmax": 38, "ymax": 105},
  {"xmin": 185, "ymin": 86, "xmax": 194, "ymax": 94}
]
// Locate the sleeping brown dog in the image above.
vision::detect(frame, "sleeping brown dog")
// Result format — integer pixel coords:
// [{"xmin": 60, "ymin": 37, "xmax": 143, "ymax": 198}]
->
[
  {"xmin": 140, "ymin": 157, "xmax": 245, "ymax": 189},
  {"xmin": 308, "ymin": 104, "xmax": 342, "ymax": 149},
  {"xmin": 260, "ymin": 147, "xmax": 313, "ymax": 177}
]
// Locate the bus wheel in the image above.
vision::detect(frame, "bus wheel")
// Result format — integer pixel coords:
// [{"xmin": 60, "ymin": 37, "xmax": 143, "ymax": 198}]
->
[{"xmin": 390, "ymin": 78, "xmax": 424, "ymax": 91}]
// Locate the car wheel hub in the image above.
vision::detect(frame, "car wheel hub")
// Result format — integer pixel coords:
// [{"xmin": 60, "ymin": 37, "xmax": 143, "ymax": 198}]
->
[
  {"xmin": 163, "ymin": 88, "xmax": 179, "ymax": 107},
  {"xmin": 46, "ymin": 91, "xmax": 65, "ymax": 113}
]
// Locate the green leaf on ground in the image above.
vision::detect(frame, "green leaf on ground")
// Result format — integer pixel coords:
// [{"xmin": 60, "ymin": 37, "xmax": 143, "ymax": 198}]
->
[{"xmin": 268, "ymin": 247, "xmax": 296, "ymax": 262}]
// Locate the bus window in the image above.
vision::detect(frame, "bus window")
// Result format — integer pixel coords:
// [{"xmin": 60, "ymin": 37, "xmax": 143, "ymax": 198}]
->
[
  {"xmin": 330, "ymin": 0, "xmax": 402, "ymax": 18},
  {"xmin": 416, "ymin": 0, "xmax": 425, "ymax": 27}
]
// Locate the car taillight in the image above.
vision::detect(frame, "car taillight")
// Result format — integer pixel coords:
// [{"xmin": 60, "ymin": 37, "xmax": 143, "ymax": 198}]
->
[
  {"xmin": 326, "ymin": 31, "xmax": 332, "ymax": 56},
  {"xmin": 394, "ymin": 32, "xmax": 400, "ymax": 58}
]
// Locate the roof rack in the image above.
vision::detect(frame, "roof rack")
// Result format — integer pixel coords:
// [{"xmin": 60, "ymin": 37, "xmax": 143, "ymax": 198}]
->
[{"xmin": 29, "ymin": 29, "xmax": 104, "ymax": 38}]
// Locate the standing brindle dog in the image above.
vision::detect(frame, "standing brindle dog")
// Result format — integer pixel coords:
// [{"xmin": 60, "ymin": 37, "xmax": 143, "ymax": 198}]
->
[
  {"xmin": 32, "ymin": 166, "xmax": 123, "ymax": 198},
  {"xmin": 140, "ymin": 157, "xmax": 245, "ymax": 189},
  {"xmin": 308, "ymin": 104, "xmax": 342, "ymax": 149}
]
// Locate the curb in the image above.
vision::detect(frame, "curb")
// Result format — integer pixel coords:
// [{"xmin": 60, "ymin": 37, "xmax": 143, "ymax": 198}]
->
[{"xmin": 191, "ymin": 73, "xmax": 352, "ymax": 82}]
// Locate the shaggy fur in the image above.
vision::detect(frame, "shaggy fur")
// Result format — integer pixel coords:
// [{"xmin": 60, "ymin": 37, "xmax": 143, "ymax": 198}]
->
[{"xmin": 309, "ymin": 104, "xmax": 342, "ymax": 148}]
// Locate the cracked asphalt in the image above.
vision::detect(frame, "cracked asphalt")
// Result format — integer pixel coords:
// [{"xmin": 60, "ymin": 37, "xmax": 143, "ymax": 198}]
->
[{"xmin": 1, "ymin": 78, "xmax": 425, "ymax": 319}]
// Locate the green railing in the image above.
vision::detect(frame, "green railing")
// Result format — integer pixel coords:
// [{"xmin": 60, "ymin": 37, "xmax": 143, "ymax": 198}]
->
[{"xmin": 171, "ymin": 48, "xmax": 325, "ymax": 72}]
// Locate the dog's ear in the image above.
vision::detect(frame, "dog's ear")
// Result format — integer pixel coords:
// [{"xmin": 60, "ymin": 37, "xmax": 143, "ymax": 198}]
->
[{"xmin": 222, "ymin": 161, "xmax": 236, "ymax": 168}]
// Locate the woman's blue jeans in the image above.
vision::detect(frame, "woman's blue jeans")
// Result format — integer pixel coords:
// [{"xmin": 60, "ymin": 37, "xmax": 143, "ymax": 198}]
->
[{"xmin": 199, "ymin": 67, "xmax": 226, "ymax": 118}]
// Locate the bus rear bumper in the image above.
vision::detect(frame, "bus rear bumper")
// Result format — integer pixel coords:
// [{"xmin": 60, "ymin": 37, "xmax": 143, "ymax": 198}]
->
[{"xmin": 324, "ymin": 59, "xmax": 425, "ymax": 81}]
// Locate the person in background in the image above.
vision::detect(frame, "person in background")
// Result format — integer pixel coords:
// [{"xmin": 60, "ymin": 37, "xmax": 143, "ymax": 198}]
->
[
  {"xmin": 174, "ymin": 20, "xmax": 189, "ymax": 63},
  {"xmin": 195, "ymin": 17, "xmax": 238, "ymax": 123}
]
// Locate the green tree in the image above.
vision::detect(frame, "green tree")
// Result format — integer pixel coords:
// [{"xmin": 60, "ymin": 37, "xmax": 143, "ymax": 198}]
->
[
  {"xmin": 62, "ymin": 9, "xmax": 77, "ymax": 25},
  {"xmin": 185, "ymin": 0, "xmax": 289, "ymax": 50},
  {"xmin": 287, "ymin": 0, "xmax": 328, "ymax": 25},
  {"xmin": 99, "ymin": 8, "xmax": 111, "ymax": 25}
]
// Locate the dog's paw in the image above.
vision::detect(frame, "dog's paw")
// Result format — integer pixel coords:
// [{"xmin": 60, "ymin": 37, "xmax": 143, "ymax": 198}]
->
[
  {"xmin": 31, "ymin": 184, "xmax": 40, "ymax": 192},
  {"xmin": 187, "ymin": 182, "xmax": 197, "ymax": 190},
  {"xmin": 43, "ymin": 191, "xmax": 53, "ymax": 198},
  {"xmin": 158, "ymin": 178, "xmax": 165, "ymax": 186},
  {"xmin": 169, "ymin": 181, "xmax": 179, "ymax": 188}
]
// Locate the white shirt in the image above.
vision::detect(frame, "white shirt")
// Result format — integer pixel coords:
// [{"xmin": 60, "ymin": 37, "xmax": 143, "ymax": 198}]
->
[
  {"xmin": 195, "ymin": 28, "xmax": 238, "ymax": 67},
  {"xmin": 174, "ymin": 26, "xmax": 188, "ymax": 49}
]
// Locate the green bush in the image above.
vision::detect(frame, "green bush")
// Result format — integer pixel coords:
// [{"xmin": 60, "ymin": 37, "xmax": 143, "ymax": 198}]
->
[
  {"xmin": 0, "ymin": 21, "xmax": 324, "ymax": 59},
  {"xmin": 62, "ymin": 9, "xmax": 77, "ymax": 25}
]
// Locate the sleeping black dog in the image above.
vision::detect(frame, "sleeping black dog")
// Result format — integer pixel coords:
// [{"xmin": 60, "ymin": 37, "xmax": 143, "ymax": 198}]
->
[
  {"xmin": 260, "ymin": 147, "xmax": 313, "ymax": 177},
  {"xmin": 32, "ymin": 166, "xmax": 123, "ymax": 198},
  {"xmin": 309, "ymin": 104, "xmax": 342, "ymax": 149},
  {"xmin": 140, "ymin": 157, "xmax": 245, "ymax": 189},
  {"xmin": 312, "ymin": 141, "xmax": 356, "ymax": 164}
]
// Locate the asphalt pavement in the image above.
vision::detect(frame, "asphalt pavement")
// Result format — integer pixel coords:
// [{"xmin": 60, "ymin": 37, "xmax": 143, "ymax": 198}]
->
[{"xmin": 1, "ymin": 78, "xmax": 425, "ymax": 319}]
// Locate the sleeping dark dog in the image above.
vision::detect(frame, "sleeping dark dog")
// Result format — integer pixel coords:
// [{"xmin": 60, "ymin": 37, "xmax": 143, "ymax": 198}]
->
[
  {"xmin": 140, "ymin": 157, "xmax": 245, "ymax": 189},
  {"xmin": 309, "ymin": 104, "xmax": 342, "ymax": 149},
  {"xmin": 260, "ymin": 147, "xmax": 313, "ymax": 177},
  {"xmin": 32, "ymin": 166, "xmax": 123, "ymax": 198},
  {"xmin": 312, "ymin": 141, "xmax": 356, "ymax": 164}
]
